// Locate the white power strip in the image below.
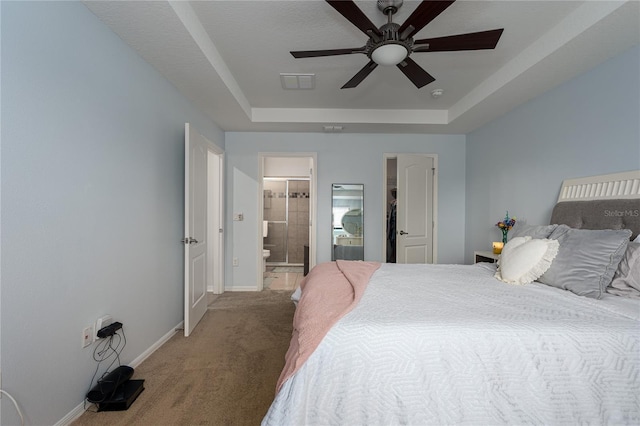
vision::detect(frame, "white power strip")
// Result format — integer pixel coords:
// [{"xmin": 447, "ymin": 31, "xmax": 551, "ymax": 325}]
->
[{"xmin": 95, "ymin": 315, "xmax": 113, "ymax": 340}]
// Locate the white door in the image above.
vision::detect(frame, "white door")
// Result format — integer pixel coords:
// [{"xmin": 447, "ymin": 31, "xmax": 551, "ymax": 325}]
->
[
  {"xmin": 396, "ymin": 154, "xmax": 434, "ymax": 264},
  {"xmin": 184, "ymin": 123, "xmax": 209, "ymax": 336}
]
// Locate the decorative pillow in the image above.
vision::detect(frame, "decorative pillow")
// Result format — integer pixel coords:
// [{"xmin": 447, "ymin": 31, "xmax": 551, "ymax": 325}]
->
[
  {"xmin": 606, "ymin": 242, "xmax": 640, "ymax": 298},
  {"xmin": 510, "ymin": 224, "xmax": 558, "ymax": 240},
  {"xmin": 634, "ymin": 234, "xmax": 640, "ymax": 243},
  {"xmin": 539, "ymin": 225, "xmax": 632, "ymax": 299},
  {"xmin": 495, "ymin": 236, "xmax": 559, "ymax": 285}
]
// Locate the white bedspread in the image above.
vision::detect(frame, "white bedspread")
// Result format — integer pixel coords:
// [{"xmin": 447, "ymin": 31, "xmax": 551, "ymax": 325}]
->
[{"xmin": 263, "ymin": 263, "xmax": 640, "ymax": 426}]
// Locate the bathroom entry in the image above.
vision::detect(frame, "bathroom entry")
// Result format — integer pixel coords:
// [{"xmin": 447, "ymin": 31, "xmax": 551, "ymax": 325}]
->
[{"xmin": 259, "ymin": 154, "xmax": 316, "ymax": 290}]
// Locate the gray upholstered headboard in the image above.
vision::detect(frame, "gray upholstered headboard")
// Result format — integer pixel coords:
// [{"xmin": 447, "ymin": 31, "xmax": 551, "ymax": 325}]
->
[{"xmin": 550, "ymin": 171, "xmax": 640, "ymax": 240}]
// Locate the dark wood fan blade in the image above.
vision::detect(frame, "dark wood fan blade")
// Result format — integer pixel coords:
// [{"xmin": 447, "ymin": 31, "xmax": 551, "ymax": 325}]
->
[
  {"xmin": 326, "ymin": 0, "xmax": 381, "ymax": 37},
  {"xmin": 396, "ymin": 57, "xmax": 435, "ymax": 88},
  {"xmin": 413, "ymin": 29, "xmax": 504, "ymax": 52},
  {"xmin": 291, "ymin": 47, "xmax": 365, "ymax": 58},
  {"xmin": 398, "ymin": 1, "xmax": 456, "ymax": 39},
  {"xmin": 341, "ymin": 60, "xmax": 378, "ymax": 89}
]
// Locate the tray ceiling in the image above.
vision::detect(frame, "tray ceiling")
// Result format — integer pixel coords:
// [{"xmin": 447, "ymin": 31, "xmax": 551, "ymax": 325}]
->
[{"xmin": 84, "ymin": 0, "xmax": 639, "ymax": 134}]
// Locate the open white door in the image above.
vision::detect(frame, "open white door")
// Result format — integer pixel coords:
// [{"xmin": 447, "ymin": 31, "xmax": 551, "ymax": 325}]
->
[
  {"xmin": 396, "ymin": 154, "xmax": 434, "ymax": 264},
  {"xmin": 184, "ymin": 123, "xmax": 209, "ymax": 336}
]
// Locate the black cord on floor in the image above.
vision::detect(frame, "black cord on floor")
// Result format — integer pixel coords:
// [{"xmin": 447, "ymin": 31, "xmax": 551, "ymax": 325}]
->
[{"xmin": 84, "ymin": 328, "xmax": 127, "ymax": 411}]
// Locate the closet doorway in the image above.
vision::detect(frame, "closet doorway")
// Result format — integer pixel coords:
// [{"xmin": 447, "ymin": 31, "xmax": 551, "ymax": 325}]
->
[
  {"xmin": 383, "ymin": 154, "xmax": 438, "ymax": 264},
  {"xmin": 258, "ymin": 154, "xmax": 317, "ymax": 291}
]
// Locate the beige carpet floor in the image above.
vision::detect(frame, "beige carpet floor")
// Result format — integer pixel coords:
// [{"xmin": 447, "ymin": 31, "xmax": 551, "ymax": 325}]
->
[{"xmin": 73, "ymin": 290, "xmax": 295, "ymax": 426}]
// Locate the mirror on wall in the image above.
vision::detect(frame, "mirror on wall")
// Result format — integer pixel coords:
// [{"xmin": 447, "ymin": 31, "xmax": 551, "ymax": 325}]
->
[{"xmin": 331, "ymin": 184, "xmax": 364, "ymax": 261}]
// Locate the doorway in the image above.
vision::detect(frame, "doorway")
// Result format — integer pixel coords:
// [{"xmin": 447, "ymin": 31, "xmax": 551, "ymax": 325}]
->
[
  {"xmin": 258, "ymin": 154, "xmax": 317, "ymax": 291},
  {"xmin": 262, "ymin": 178, "xmax": 309, "ymax": 290},
  {"xmin": 383, "ymin": 153, "xmax": 438, "ymax": 264}
]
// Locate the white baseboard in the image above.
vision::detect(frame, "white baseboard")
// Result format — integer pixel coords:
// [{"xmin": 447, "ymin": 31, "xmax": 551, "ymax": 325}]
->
[
  {"xmin": 225, "ymin": 286, "xmax": 258, "ymax": 292},
  {"xmin": 55, "ymin": 321, "xmax": 183, "ymax": 426},
  {"xmin": 129, "ymin": 321, "xmax": 183, "ymax": 368}
]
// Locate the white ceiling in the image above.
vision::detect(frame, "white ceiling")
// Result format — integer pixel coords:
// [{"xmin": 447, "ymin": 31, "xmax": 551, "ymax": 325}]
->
[{"xmin": 84, "ymin": 0, "xmax": 639, "ymax": 134}]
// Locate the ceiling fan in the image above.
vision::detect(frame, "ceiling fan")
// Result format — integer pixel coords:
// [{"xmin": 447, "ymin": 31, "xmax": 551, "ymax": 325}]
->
[{"xmin": 291, "ymin": 0, "xmax": 504, "ymax": 89}]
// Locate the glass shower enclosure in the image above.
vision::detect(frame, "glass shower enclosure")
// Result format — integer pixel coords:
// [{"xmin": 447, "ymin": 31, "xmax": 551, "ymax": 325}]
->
[{"xmin": 263, "ymin": 178, "xmax": 310, "ymax": 265}]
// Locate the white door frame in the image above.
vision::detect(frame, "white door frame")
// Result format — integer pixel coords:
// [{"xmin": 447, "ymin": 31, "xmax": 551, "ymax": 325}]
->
[
  {"xmin": 258, "ymin": 153, "xmax": 317, "ymax": 290},
  {"xmin": 382, "ymin": 153, "xmax": 438, "ymax": 263},
  {"xmin": 207, "ymin": 149, "xmax": 224, "ymax": 294}
]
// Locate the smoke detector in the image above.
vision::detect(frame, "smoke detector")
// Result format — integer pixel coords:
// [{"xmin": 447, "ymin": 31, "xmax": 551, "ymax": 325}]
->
[{"xmin": 430, "ymin": 89, "xmax": 444, "ymax": 99}]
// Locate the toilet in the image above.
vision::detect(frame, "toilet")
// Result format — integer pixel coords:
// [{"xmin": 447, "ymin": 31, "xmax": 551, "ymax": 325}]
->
[
  {"xmin": 263, "ymin": 221, "xmax": 270, "ymax": 272},
  {"xmin": 263, "ymin": 249, "xmax": 271, "ymax": 271}
]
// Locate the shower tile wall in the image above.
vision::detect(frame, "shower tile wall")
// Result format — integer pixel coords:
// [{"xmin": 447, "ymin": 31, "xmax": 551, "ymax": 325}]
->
[
  {"xmin": 288, "ymin": 180, "xmax": 309, "ymax": 264},
  {"xmin": 263, "ymin": 179, "xmax": 309, "ymax": 265}
]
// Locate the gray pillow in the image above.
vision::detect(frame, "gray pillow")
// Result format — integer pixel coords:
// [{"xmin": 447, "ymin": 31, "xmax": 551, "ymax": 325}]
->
[
  {"xmin": 539, "ymin": 225, "xmax": 632, "ymax": 299},
  {"xmin": 606, "ymin": 242, "xmax": 640, "ymax": 298},
  {"xmin": 510, "ymin": 224, "xmax": 558, "ymax": 239}
]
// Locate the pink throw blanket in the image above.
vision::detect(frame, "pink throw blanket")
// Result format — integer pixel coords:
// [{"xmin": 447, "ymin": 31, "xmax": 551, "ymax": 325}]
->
[{"xmin": 275, "ymin": 260, "xmax": 381, "ymax": 393}]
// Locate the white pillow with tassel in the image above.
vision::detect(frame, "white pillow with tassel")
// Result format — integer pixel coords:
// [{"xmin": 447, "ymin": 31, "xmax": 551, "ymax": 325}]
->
[{"xmin": 495, "ymin": 236, "xmax": 559, "ymax": 285}]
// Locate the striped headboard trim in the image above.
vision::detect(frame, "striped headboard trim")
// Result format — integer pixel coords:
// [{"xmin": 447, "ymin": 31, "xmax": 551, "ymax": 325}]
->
[{"xmin": 558, "ymin": 170, "xmax": 640, "ymax": 202}]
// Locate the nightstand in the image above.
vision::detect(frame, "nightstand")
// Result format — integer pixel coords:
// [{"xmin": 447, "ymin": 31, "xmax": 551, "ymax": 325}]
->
[{"xmin": 474, "ymin": 250, "xmax": 500, "ymax": 263}]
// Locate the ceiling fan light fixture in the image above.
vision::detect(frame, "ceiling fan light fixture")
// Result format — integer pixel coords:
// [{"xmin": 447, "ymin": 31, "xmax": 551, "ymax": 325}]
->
[
  {"xmin": 371, "ymin": 43, "xmax": 408, "ymax": 66},
  {"xmin": 292, "ymin": 1, "xmax": 504, "ymax": 89}
]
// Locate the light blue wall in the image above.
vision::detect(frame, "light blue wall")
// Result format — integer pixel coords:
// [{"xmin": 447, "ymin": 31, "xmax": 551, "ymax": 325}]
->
[
  {"xmin": 465, "ymin": 45, "xmax": 640, "ymax": 263},
  {"xmin": 2, "ymin": 2, "xmax": 638, "ymax": 423},
  {"xmin": 224, "ymin": 133, "xmax": 466, "ymax": 289},
  {"xmin": 1, "ymin": 2, "xmax": 223, "ymax": 425}
]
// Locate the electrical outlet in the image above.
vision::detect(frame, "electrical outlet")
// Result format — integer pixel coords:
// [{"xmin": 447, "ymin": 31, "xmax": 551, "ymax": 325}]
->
[
  {"xmin": 95, "ymin": 315, "xmax": 113, "ymax": 339},
  {"xmin": 82, "ymin": 325, "xmax": 94, "ymax": 348},
  {"xmin": 233, "ymin": 257, "xmax": 239, "ymax": 266}
]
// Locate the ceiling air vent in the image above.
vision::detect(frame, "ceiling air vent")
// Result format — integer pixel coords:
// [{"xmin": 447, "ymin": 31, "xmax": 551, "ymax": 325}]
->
[{"xmin": 280, "ymin": 73, "xmax": 316, "ymax": 90}]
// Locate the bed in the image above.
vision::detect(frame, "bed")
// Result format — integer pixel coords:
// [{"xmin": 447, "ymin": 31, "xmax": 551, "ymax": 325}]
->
[{"xmin": 263, "ymin": 171, "xmax": 640, "ymax": 426}]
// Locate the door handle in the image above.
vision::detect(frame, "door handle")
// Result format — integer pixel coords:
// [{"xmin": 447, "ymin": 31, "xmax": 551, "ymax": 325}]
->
[
  {"xmin": 399, "ymin": 230, "xmax": 408, "ymax": 235},
  {"xmin": 181, "ymin": 237, "xmax": 199, "ymax": 244}
]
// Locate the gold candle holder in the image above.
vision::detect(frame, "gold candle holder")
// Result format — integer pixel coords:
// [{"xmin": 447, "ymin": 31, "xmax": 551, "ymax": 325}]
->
[{"xmin": 492, "ymin": 242, "xmax": 504, "ymax": 254}]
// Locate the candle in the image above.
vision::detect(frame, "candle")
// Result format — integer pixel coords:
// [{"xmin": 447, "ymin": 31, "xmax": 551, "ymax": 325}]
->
[{"xmin": 492, "ymin": 242, "xmax": 504, "ymax": 254}]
